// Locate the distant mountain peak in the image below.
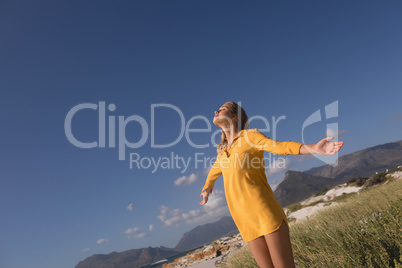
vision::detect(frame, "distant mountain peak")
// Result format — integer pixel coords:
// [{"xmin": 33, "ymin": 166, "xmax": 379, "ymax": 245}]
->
[{"xmin": 174, "ymin": 216, "xmax": 237, "ymax": 251}]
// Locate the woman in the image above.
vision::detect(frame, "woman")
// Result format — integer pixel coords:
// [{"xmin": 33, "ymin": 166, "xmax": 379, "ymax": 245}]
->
[{"xmin": 200, "ymin": 101, "xmax": 344, "ymax": 268}]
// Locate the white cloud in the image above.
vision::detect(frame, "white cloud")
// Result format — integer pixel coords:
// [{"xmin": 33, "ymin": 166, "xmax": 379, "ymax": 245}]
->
[
  {"xmin": 126, "ymin": 203, "xmax": 134, "ymax": 211},
  {"xmin": 124, "ymin": 226, "xmax": 148, "ymax": 239},
  {"xmin": 81, "ymin": 248, "xmax": 91, "ymax": 252},
  {"xmin": 124, "ymin": 227, "xmax": 140, "ymax": 234},
  {"xmin": 97, "ymin": 238, "xmax": 109, "ymax": 245},
  {"xmin": 174, "ymin": 173, "xmax": 198, "ymax": 186},
  {"xmin": 267, "ymin": 157, "xmax": 292, "ymax": 176},
  {"xmin": 203, "ymin": 166, "xmax": 211, "ymax": 175},
  {"xmin": 157, "ymin": 189, "xmax": 229, "ymax": 228},
  {"xmin": 326, "ymin": 128, "xmax": 346, "ymax": 138},
  {"xmin": 130, "ymin": 233, "xmax": 147, "ymax": 240},
  {"xmin": 149, "ymin": 224, "xmax": 156, "ymax": 232},
  {"xmin": 157, "ymin": 205, "xmax": 169, "ymax": 222}
]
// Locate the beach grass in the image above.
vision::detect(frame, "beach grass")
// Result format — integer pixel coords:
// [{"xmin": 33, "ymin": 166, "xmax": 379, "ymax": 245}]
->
[
  {"xmin": 218, "ymin": 245, "xmax": 258, "ymax": 268},
  {"xmin": 219, "ymin": 179, "xmax": 402, "ymax": 267}
]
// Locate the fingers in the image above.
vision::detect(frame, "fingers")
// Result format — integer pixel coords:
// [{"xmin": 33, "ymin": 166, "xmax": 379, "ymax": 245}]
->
[
  {"xmin": 200, "ymin": 192, "xmax": 208, "ymax": 205},
  {"xmin": 200, "ymin": 197, "xmax": 208, "ymax": 205},
  {"xmin": 317, "ymin": 138, "xmax": 344, "ymax": 155},
  {"xmin": 328, "ymin": 141, "xmax": 344, "ymax": 154},
  {"xmin": 332, "ymin": 141, "xmax": 344, "ymax": 149}
]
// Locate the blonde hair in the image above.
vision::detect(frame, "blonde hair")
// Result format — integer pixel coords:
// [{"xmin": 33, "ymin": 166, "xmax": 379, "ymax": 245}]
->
[{"xmin": 217, "ymin": 101, "xmax": 249, "ymax": 153}]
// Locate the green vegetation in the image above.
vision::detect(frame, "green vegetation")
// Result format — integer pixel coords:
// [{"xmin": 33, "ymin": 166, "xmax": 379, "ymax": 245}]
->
[
  {"xmin": 390, "ymin": 166, "xmax": 402, "ymax": 173},
  {"xmin": 347, "ymin": 176, "xmax": 369, "ymax": 186},
  {"xmin": 219, "ymin": 180, "xmax": 402, "ymax": 268},
  {"xmin": 291, "ymin": 180, "xmax": 402, "ymax": 267},
  {"xmin": 286, "ymin": 203, "xmax": 303, "ymax": 214},
  {"xmin": 286, "ymin": 190, "xmax": 357, "ymax": 217},
  {"xmin": 330, "ymin": 191, "xmax": 358, "ymax": 203},
  {"xmin": 313, "ymin": 188, "xmax": 329, "ymax": 197},
  {"xmin": 363, "ymin": 172, "xmax": 389, "ymax": 188},
  {"xmin": 218, "ymin": 245, "xmax": 258, "ymax": 268}
]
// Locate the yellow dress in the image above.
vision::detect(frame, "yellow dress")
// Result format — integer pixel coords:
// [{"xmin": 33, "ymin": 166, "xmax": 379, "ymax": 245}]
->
[{"xmin": 202, "ymin": 128, "xmax": 303, "ymax": 242}]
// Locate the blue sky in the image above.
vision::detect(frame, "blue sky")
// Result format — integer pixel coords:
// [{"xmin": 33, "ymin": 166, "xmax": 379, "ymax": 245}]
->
[{"xmin": 1, "ymin": 1, "xmax": 401, "ymax": 267}]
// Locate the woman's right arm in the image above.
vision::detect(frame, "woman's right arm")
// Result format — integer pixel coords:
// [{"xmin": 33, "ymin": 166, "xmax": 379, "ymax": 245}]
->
[{"xmin": 200, "ymin": 154, "xmax": 222, "ymax": 205}]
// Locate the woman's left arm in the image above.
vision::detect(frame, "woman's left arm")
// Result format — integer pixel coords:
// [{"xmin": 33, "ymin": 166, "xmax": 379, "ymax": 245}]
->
[{"xmin": 299, "ymin": 137, "xmax": 344, "ymax": 155}]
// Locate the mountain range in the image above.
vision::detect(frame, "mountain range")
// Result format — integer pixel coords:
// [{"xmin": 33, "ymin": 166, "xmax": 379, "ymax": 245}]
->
[
  {"xmin": 76, "ymin": 139, "xmax": 402, "ymax": 268},
  {"xmin": 75, "ymin": 246, "xmax": 180, "ymax": 268},
  {"xmin": 175, "ymin": 216, "xmax": 238, "ymax": 251},
  {"xmin": 273, "ymin": 140, "xmax": 402, "ymax": 207},
  {"xmin": 75, "ymin": 216, "xmax": 237, "ymax": 268}
]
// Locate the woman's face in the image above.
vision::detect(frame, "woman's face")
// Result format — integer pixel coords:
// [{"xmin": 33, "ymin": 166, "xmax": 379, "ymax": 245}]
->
[{"xmin": 213, "ymin": 105, "xmax": 236, "ymax": 128}]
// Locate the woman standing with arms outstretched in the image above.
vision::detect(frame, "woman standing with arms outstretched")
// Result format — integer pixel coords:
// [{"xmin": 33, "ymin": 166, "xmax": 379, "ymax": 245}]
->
[{"xmin": 200, "ymin": 101, "xmax": 344, "ymax": 268}]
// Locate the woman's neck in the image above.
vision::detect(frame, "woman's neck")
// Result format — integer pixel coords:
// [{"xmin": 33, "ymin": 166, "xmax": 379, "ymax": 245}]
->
[{"xmin": 223, "ymin": 125, "xmax": 240, "ymax": 145}]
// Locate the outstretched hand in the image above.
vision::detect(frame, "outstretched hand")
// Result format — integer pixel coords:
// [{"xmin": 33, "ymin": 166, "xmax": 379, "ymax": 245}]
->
[
  {"xmin": 299, "ymin": 137, "xmax": 344, "ymax": 155},
  {"xmin": 314, "ymin": 137, "xmax": 344, "ymax": 155},
  {"xmin": 200, "ymin": 190, "xmax": 210, "ymax": 205}
]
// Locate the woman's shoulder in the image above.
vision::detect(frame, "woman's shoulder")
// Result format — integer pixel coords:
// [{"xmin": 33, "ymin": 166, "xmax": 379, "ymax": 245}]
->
[
  {"xmin": 242, "ymin": 128, "xmax": 269, "ymax": 142},
  {"xmin": 243, "ymin": 128, "xmax": 264, "ymax": 135},
  {"xmin": 245, "ymin": 128, "xmax": 259, "ymax": 133}
]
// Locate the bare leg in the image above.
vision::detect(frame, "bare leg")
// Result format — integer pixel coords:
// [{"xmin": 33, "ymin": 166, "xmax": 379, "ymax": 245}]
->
[
  {"xmin": 264, "ymin": 220, "xmax": 295, "ymax": 268},
  {"xmin": 248, "ymin": 236, "xmax": 274, "ymax": 268}
]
